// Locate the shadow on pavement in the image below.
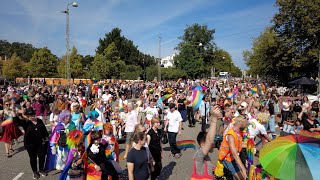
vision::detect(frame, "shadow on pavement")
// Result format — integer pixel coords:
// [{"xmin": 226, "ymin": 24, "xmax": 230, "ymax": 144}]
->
[
  {"xmin": 158, "ymin": 161, "xmax": 177, "ymax": 180},
  {"xmin": 12, "ymin": 145, "xmax": 26, "ymax": 156}
]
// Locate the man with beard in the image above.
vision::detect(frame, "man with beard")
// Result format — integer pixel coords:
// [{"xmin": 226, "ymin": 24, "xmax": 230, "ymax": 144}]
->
[{"xmin": 218, "ymin": 115, "xmax": 248, "ymax": 180}]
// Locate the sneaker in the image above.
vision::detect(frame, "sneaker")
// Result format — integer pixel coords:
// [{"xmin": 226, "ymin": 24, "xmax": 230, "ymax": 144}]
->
[
  {"xmin": 39, "ymin": 171, "xmax": 47, "ymax": 177},
  {"xmin": 33, "ymin": 172, "xmax": 40, "ymax": 179},
  {"xmin": 169, "ymin": 153, "xmax": 175, "ymax": 158}
]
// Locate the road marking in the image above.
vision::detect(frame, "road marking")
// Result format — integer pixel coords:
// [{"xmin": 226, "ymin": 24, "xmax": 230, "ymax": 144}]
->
[{"xmin": 12, "ymin": 172, "xmax": 24, "ymax": 180}]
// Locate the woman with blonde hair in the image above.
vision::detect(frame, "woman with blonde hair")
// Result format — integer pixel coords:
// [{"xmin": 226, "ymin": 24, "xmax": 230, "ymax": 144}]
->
[{"xmin": 0, "ymin": 97, "xmax": 23, "ymax": 158}]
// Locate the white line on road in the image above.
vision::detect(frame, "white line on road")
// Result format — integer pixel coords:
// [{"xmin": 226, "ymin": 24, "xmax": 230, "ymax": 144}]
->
[{"xmin": 12, "ymin": 172, "xmax": 24, "ymax": 180}]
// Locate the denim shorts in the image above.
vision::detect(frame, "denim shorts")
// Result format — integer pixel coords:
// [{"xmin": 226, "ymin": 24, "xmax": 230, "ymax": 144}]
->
[{"xmin": 222, "ymin": 159, "xmax": 240, "ymax": 175}]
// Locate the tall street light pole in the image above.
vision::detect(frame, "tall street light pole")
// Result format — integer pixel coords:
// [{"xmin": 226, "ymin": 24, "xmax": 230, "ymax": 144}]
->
[
  {"xmin": 158, "ymin": 35, "xmax": 162, "ymax": 82},
  {"xmin": 62, "ymin": 2, "xmax": 78, "ymax": 85}
]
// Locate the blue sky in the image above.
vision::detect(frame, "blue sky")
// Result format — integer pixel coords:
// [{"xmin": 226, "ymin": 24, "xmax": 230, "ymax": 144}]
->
[{"xmin": 0, "ymin": 0, "xmax": 277, "ymax": 70}]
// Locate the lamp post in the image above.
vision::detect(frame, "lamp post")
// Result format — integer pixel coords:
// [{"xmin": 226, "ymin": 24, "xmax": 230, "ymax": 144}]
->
[
  {"xmin": 143, "ymin": 58, "xmax": 146, "ymax": 82},
  {"xmin": 62, "ymin": 2, "xmax": 78, "ymax": 85}
]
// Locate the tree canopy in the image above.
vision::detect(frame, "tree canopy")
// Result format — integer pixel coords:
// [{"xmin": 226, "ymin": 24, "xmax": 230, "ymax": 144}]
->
[
  {"xmin": 0, "ymin": 40, "xmax": 37, "ymax": 61},
  {"xmin": 245, "ymin": 0, "xmax": 320, "ymax": 82},
  {"xmin": 174, "ymin": 23, "xmax": 241, "ymax": 78}
]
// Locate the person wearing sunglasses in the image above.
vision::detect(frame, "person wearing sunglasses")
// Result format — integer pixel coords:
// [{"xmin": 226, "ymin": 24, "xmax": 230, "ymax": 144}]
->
[{"xmin": 0, "ymin": 97, "xmax": 23, "ymax": 158}]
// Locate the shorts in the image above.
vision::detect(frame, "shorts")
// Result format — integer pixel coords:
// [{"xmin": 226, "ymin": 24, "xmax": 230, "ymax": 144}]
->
[
  {"xmin": 222, "ymin": 159, "xmax": 240, "ymax": 175},
  {"xmin": 125, "ymin": 132, "xmax": 134, "ymax": 144}
]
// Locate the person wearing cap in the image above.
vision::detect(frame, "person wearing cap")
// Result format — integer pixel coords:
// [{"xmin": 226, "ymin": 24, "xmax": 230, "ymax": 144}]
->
[
  {"xmin": 164, "ymin": 103, "xmax": 183, "ymax": 159},
  {"xmin": 19, "ymin": 107, "xmax": 49, "ymax": 179}
]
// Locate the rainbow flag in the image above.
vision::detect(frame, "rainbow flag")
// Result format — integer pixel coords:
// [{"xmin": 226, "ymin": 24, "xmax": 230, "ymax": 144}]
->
[
  {"xmin": 1, "ymin": 117, "xmax": 13, "ymax": 126},
  {"xmin": 299, "ymin": 130, "xmax": 320, "ymax": 139},
  {"xmin": 227, "ymin": 92, "xmax": 234, "ymax": 98},
  {"xmin": 105, "ymin": 149, "xmax": 115, "ymax": 160},
  {"xmin": 11, "ymin": 92, "xmax": 21, "ymax": 102},
  {"xmin": 94, "ymin": 121, "xmax": 103, "ymax": 131},
  {"xmin": 177, "ymin": 140, "xmax": 197, "ymax": 150},
  {"xmin": 86, "ymin": 163, "xmax": 102, "ymax": 180},
  {"xmin": 156, "ymin": 94, "xmax": 172, "ymax": 108},
  {"xmin": 191, "ymin": 90, "xmax": 204, "ymax": 110},
  {"xmin": 247, "ymin": 138, "xmax": 255, "ymax": 172},
  {"xmin": 248, "ymin": 165, "xmax": 255, "ymax": 180},
  {"xmin": 85, "ymin": 132, "xmax": 91, "ymax": 150}
]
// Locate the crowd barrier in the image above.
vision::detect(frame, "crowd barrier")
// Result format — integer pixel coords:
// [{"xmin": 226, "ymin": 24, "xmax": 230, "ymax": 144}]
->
[{"xmin": 15, "ymin": 78, "xmax": 143, "ymax": 86}]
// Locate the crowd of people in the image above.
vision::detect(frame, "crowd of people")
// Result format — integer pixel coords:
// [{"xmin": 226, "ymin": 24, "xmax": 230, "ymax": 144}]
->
[{"xmin": 0, "ymin": 78, "xmax": 319, "ymax": 180}]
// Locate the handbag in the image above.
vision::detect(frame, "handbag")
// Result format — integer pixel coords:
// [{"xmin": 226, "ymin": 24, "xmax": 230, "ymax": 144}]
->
[
  {"xmin": 161, "ymin": 131, "xmax": 168, "ymax": 144},
  {"xmin": 0, "ymin": 111, "xmax": 4, "ymax": 136}
]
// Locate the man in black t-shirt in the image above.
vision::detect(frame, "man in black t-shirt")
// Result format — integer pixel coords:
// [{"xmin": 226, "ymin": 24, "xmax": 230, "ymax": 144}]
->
[{"xmin": 177, "ymin": 93, "xmax": 187, "ymax": 123}]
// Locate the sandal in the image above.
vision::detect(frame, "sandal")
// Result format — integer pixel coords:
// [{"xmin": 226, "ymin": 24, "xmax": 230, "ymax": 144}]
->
[
  {"xmin": 6, "ymin": 153, "xmax": 12, "ymax": 158},
  {"xmin": 169, "ymin": 153, "xmax": 175, "ymax": 158},
  {"xmin": 10, "ymin": 149, "xmax": 14, "ymax": 153},
  {"xmin": 175, "ymin": 153, "xmax": 182, "ymax": 159}
]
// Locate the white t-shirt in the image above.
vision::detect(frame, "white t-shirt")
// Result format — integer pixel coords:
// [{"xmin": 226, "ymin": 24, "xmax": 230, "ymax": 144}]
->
[
  {"xmin": 49, "ymin": 113, "xmax": 59, "ymax": 126},
  {"xmin": 248, "ymin": 118, "xmax": 267, "ymax": 138},
  {"xmin": 125, "ymin": 110, "xmax": 138, "ymax": 133},
  {"xmin": 166, "ymin": 110, "xmax": 183, "ymax": 133},
  {"xmin": 145, "ymin": 106, "xmax": 158, "ymax": 121}
]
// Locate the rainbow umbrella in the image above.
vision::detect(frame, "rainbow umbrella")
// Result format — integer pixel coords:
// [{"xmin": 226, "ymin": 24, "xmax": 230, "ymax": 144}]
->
[{"xmin": 259, "ymin": 135, "xmax": 320, "ymax": 180}]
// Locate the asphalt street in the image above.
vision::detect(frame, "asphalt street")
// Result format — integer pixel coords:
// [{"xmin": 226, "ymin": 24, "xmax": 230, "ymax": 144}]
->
[{"xmin": 0, "ymin": 116, "xmax": 273, "ymax": 180}]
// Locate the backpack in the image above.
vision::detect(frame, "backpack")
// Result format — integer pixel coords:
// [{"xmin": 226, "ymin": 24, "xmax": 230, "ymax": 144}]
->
[{"xmin": 58, "ymin": 130, "xmax": 67, "ymax": 147}]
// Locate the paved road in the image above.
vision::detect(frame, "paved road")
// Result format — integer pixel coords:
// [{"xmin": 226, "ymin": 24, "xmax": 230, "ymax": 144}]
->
[
  {"xmin": 0, "ymin": 119, "xmax": 276, "ymax": 180},
  {"xmin": 0, "ymin": 121, "xmax": 215, "ymax": 180}
]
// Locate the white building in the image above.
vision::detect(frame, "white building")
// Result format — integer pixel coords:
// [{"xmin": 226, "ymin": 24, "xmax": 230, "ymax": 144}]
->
[{"xmin": 161, "ymin": 54, "xmax": 176, "ymax": 68}]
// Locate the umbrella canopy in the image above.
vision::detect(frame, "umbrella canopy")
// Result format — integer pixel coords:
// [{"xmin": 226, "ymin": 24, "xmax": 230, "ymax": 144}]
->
[
  {"xmin": 259, "ymin": 135, "xmax": 320, "ymax": 180},
  {"xmin": 289, "ymin": 77, "xmax": 317, "ymax": 85}
]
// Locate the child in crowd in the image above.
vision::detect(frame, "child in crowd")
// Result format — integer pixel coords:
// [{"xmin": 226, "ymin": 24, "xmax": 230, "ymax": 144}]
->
[
  {"xmin": 283, "ymin": 115, "xmax": 295, "ymax": 134},
  {"xmin": 292, "ymin": 121, "xmax": 303, "ymax": 134}
]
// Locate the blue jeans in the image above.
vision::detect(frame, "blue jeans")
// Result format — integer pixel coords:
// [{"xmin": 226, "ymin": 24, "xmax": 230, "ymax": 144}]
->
[
  {"xmin": 268, "ymin": 115, "xmax": 276, "ymax": 133},
  {"xmin": 179, "ymin": 110, "xmax": 187, "ymax": 122},
  {"xmin": 168, "ymin": 132, "xmax": 180, "ymax": 155}
]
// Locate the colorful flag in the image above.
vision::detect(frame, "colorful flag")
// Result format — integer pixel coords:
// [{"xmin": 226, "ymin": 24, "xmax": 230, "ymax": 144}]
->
[
  {"xmin": 156, "ymin": 94, "xmax": 172, "ymax": 108},
  {"xmin": 1, "ymin": 117, "xmax": 13, "ymax": 126},
  {"xmin": 82, "ymin": 120, "xmax": 94, "ymax": 134},
  {"xmin": 177, "ymin": 140, "xmax": 197, "ymax": 150},
  {"xmin": 11, "ymin": 92, "xmax": 21, "ymax": 102},
  {"xmin": 191, "ymin": 90, "xmax": 204, "ymax": 110},
  {"xmin": 247, "ymin": 138, "xmax": 255, "ymax": 172},
  {"xmin": 227, "ymin": 92, "xmax": 234, "ymax": 98},
  {"xmin": 86, "ymin": 163, "xmax": 102, "ymax": 180},
  {"xmin": 94, "ymin": 121, "xmax": 103, "ymax": 131},
  {"xmin": 85, "ymin": 132, "xmax": 91, "ymax": 150}
]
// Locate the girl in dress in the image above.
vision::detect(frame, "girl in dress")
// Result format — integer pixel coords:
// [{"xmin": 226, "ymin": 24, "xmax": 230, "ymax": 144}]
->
[{"xmin": 0, "ymin": 97, "xmax": 23, "ymax": 158}]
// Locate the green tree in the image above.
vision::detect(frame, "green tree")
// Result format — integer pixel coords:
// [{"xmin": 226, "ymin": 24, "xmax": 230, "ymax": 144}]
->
[
  {"xmin": 174, "ymin": 23, "xmax": 217, "ymax": 78},
  {"xmin": 90, "ymin": 53, "xmax": 110, "ymax": 80},
  {"xmin": 91, "ymin": 43, "xmax": 121, "ymax": 80},
  {"xmin": 58, "ymin": 47, "xmax": 85, "ymax": 78},
  {"xmin": 2, "ymin": 53, "xmax": 25, "ymax": 79},
  {"xmin": 122, "ymin": 65, "xmax": 143, "ymax": 80},
  {"xmin": 0, "ymin": 40, "xmax": 37, "ymax": 61},
  {"xmin": 244, "ymin": 27, "xmax": 290, "ymax": 80},
  {"xmin": 28, "ymin": 47, "xmax": 58, "ymax": 77},
  {"xmin": 96, "ymin": 28, "xmax": 156, "ymax": 68},
  {"xmin": 273, "ymin": 0, "xmax": 320, "ymax": 75}
]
